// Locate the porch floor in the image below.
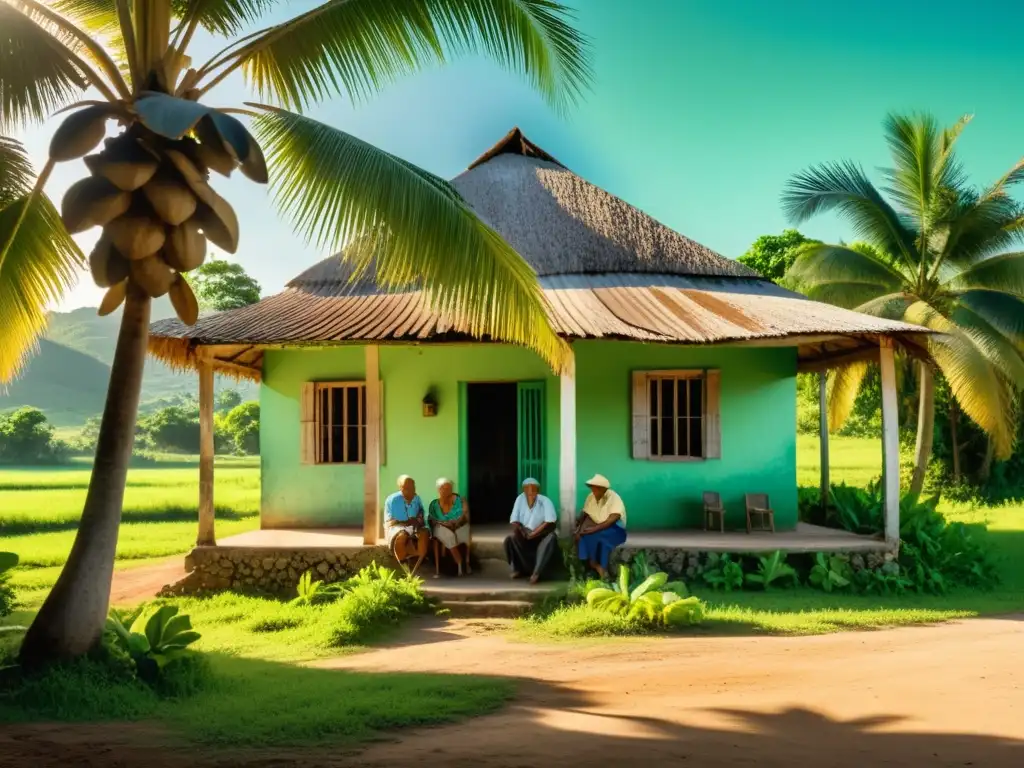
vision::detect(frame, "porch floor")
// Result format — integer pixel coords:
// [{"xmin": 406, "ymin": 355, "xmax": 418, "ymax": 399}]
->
[{"xmin": 216, "ymin": 522, "xmax": 886, "ymax": 554}]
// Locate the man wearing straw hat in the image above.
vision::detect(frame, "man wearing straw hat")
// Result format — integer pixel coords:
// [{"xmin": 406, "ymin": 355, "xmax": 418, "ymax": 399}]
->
[
  {"xmin": 504, "ymin": 477, "xmax": 558, "ymax": 584},
  {"xmin": 575, "ymin": 473, "xmax": 628, "ymax": 579}
]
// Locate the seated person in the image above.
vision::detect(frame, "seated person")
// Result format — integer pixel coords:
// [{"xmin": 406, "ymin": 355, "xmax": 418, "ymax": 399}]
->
[
  {"xmin": 427, "ymin": 477, "xmax": 472, "ymax": 578},
  {"xmin": 575, "ymin": 473, "xmax": 627, "ymax": 579},
  {"xmin": 384, "ymin": 474, "xmax": 429, "ymax": 575},
  {"xmin": 504, "ymin": 477, "xmax": 558, "ymax": 584}
]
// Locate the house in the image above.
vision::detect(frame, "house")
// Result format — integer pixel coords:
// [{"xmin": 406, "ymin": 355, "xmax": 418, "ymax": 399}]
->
[{"xmin": 149, "ymin": 128, "xmax": 930, "ymax": 563}]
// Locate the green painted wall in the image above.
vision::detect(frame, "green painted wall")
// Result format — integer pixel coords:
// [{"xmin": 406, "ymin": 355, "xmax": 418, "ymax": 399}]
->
[
  {"xmin": 261, "ymin": 341, "xmax": 798, "ymax": 531},
  {"xmin": 260, "ymin": 344, "xmax": 559, "ymax": 527},
  {"xmin": 574, "ymin": 341, "xmax": 798, "ymax": 530},
  {"xmin": 261, "ymin": 346, "xmax": 365, "ymax": 527}
]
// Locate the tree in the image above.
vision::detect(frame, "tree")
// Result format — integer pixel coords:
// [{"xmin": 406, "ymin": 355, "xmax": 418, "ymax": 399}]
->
[
  {"xmin": 137, "ymin": 404, "xmax": 199, "ymax": 453},
  {"xmin": 738, "ymin": 229, "xmax": 818, "ymax": 283},
  {"xmin": 782, "ymin": 112, "xmax": 1024, "ymax": 495},
  {"xmin": 0, "ymin": 406, "xmax": 66, "ymax": 464},
  {"xmin": 220, "ymin": 400, "xmax": 259, "ymax": 455},
  {"xmin": 2, "ymin": 0, "xmax": 590, "ymax": 666},
  {"xmin": 185, "ymin": 257, "xmax": 260, "ymax": 311},
  {"xmin": 215, "ymin": 388, "xmax": 243, "ymax": 412}
]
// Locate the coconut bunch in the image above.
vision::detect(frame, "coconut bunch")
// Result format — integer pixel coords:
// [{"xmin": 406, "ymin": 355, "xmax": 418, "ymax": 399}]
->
[{"xmin": 49, "ymin": 100, "xmax": 267, "ymax": 325}]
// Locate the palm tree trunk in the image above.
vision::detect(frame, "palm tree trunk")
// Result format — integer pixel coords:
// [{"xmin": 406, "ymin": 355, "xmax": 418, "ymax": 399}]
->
[
  {"xmin": 950, "ymin": 400, "xmax": 961, "ymax": 483},
  {"xmin": 20, "ymin": 286, "xmax": 151, "ymax": 667},
  {"xmin": 909, "ymin": 362, "xmax": 935, "ymax": 496},
  {"xmin": 979, "ymin": 435, "xmax": 995, "ymax": 485}
]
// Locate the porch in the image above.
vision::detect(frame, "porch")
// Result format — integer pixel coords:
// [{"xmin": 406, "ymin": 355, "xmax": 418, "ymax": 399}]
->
[{"xmin": 214, "ymin": 522, "xmax": 887, "ymax": 554}]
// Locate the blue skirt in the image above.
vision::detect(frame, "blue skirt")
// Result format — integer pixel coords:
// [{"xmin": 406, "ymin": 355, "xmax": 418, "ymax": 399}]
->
[{"xmin": 577, "ymin": 525, "xmax": 627, "ymax": 569}]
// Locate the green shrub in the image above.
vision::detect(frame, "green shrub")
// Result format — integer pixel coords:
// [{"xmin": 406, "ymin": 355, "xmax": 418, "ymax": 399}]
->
[
  {"xmin": 320, "ymin": 563, "xmax": 429, "ymax": 646},
  {"xmin": 744, "ymin": 551, "xmax": 799, "ymax": 590},
  {"xmin": 701, "ymin": 553, "xmax": 744, "ymax": 591},
  {"xmin": 808, "ymin": 553, "xmax": 853, "ymax": 593},
  {"xmin": 105, "ymin": 605, "xmax": 202, "ymax": 685},
  {"xmin": 0, "ymin": 552, "xmax": 17, "ymax": 618},
  {"xmin": 584, "ymin": 565, "xmax": 703, "ymax": 628}
]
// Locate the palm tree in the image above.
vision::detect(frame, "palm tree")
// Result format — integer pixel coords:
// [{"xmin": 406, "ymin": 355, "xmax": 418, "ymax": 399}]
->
[
  {"xmin": 782, "ymin": 113, "xmax": 1024, "ymax": 495},
  {"xmin": 1, "ymin": 0, "xmax": 590, "ymax": 666}
]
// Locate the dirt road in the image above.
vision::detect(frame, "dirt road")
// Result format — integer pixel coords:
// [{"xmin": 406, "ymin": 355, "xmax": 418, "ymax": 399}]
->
[{"xmin": 2, "ymin": 617, "xmax": 1021, "ymax": 767}]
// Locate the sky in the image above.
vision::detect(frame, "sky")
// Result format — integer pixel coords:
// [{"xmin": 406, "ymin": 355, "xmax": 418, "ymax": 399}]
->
[{"xmin": 14, "ymin": 0, "xmax": 1024, "ymax": 311}]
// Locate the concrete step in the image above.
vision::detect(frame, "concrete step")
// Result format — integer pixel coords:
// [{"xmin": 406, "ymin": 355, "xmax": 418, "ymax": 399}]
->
[
  {"xmin": 475, "ymin": 557, "xmax": 511, "ymax": 579},
  {"xmin": 421, "ymin": 576, "xmax": 560, "ymax": 605},
  {"xmin": 439, "ymin": 600, "xmax": 533, "ymax": 618}
]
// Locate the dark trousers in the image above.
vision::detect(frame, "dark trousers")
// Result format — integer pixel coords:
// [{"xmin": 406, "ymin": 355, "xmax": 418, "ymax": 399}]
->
[{"xmin": 504, "ymin": 531, "xmax": 559, "ymax": 578}]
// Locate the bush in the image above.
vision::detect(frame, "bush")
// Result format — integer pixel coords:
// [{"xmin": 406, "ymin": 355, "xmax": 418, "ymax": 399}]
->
[
  {"xmin": 584, "ymin": 565, "xmax": 704, "ymax": 629},
  {"xmin": 105, "ymin": 605, "xmax": 202, "ymax": 686},
  {"xmin": 0, "ymin": 552, "xmax": 17, "ymax": 618},
  {"xmin": 0, "ymin": 407, "xmax": 69, "ymax": 465}
]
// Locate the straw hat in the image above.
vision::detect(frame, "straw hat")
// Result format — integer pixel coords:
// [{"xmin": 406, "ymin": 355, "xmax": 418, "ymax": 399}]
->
[{"xmin": 585, "ymin": 474, "xmax": 610, "ymax": 489}]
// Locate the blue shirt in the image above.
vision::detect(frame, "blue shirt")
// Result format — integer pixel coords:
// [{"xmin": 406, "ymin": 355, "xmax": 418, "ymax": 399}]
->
[
  {"xmin": 384, "ymin": 491, "xmax": 424, "ymax": 525},
  {"xmin": 509, "ymin": 493, "xmax": 557, "ymax": 532}
]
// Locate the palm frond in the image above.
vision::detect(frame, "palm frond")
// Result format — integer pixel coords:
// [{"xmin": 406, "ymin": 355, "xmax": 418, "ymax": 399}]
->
[
  {"xmin": 202, "ymin": 0, "xmax": 591, "ymax": 112},
  {"xmin": 935, "ymin": 189, "xmax": 1024, "ymax": 269},
  {"xmin": 0, "ymin": 152, "xmax": 83, "ymax": 382},
  {"xmin": 904, "ymin": 301, "xmax": 1017, "ymax": 459},
  {"xmin": 951, "ymin": 252, "xmax": 1024, "ymax": 297},
  {"xmin": 852, "ymin": 292, "xmax": 912, "ymax": 320},
  {"xmin": 0, "ymin": 136, "xmax": 35, "ymax": 202},
  {"xmin": 788, "ymin": 243, "xmax": 906, "ymax": 305},
  {"xmin": 955, "ymin": 289, "xmax": 1024, "ymax": 343},
  {"xmin": 826, "ymin": 362, "xmax": 868, "ymax": 432},
  {"xmin": 952, "ymin": 304, "xmax": 1024, "ymax": 384},
  {"xmin": 252, "ymin": 107, "xmax": 568, "ymax": 371},
  {"xmin": 0, "ymin": 3, "xmax": 94, "ymax": 130},
  {"xmin": 881, "ymin": 112, "xmax": 967, "ymax": 221},
  {"xmin": 781, "ymin": 161, "xmax": 918, "ymax": 269},
  {"xmin": 171, "ymin": 0, "xmax": 281, "ymax": 36}
]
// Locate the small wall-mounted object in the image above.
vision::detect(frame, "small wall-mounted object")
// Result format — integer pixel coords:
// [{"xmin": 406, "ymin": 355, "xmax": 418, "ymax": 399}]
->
[{"xmin": 422, "ymin": 389, "xmax": 438, "ymax": 417}]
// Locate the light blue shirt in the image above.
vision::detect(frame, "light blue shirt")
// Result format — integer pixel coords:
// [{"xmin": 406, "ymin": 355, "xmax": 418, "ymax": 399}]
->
[
  {"xmin": 510, "ymin": 493, "xmax": 557, "ymax": 532},
  {"xmin": 384, "ymin": 491, "xmax": 423, "ymax": 525}
]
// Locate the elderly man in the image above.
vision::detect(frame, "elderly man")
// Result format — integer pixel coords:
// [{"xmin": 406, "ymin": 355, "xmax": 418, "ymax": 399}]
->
[
  {"xmin": 504, "ymin": 477, "xmax": 559, "ymax": 584},
  {"xmin": 575, "ymin": 473, "xmax": 627, "ymax": 579},
  {"xmin": 384, "ymin": 474, "xmax": 430, "ymax": 575}
]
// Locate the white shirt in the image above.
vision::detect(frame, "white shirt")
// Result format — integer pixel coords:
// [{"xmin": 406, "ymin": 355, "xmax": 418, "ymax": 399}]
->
[{"xmin": 510, "ymin": 493, "xmax": 557, "ymax": 532}]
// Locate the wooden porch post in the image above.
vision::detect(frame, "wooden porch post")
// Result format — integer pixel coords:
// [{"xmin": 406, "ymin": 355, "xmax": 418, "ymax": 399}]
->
[
  {"xmin": 819, "ymin": 372, "xmax": 830, "ymax": 510},
  {"xmin": 879, "ymin": 338, "xmax": 900, "ymax": 546},
  {"xmin": 197, "ymin": 357, "xmax": 216, "ymax": 546},
  {"xmin": 558, "ymin": 347, "xmax": 577, "ymax": 536},
  {"xmin": 363, "ymin": 345, "xmax": 381, "ymax": 545}
]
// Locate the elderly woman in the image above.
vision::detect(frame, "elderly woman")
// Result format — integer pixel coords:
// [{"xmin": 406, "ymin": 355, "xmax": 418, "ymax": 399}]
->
[
  {"xmin": 384, "ymin": 474, "xmax": 430, "ymax": 575},
  {"xmin": 575, "ymin": 473, "xmax": 627, "ymax": 579},
  {"xmin": 427, "ymin": 477, "xmax": 472, "ymax": 578}
]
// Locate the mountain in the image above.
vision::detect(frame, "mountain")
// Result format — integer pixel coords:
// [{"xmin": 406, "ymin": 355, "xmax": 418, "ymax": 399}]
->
[{"xmin": 1, "ymin": 302, "xmax": 257, "ymax": 427}]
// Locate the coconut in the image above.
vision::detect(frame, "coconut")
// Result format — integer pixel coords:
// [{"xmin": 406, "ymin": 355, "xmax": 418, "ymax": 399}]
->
[
  {"xmin": 98, "ymin": 279, "xmax": 128, "ymax": 316},
  {"xmin": 163, "ymin": 220, "xmax": 207, "ymax": 271},
  {"xmin": 84, "ymin": 136, "xmax": 160, "ymax": 191},
  {"xmin": 169, "ymin": 274, "xmax": 200, "ymax": 325},
  {"xmin": 142, "ymin": 171, "xmax": 198, "ymax": 226},
  {"xmin": 192, "ymin": 199, "xmax": 239, "ymax": 254},
  {"xmin": 88, "ymin": 237, "xmax": 130, "ymax": 287},
  {"xmin": 130, "ymin": 254, "xmax": 176, "ymax": 298},
  {"xmin": 49, "ymin": 105, "xmax": 113, "ymax": 162},
  {"xmin": 61, "ymin": 176, "xmax": 132, "ymax": 234},
  {"xmin": 105, "ymin": 210, "xmax": 167, "ymax": 260},
  {"xmin": 193, "ymin": 117, "xmax": 236, "ymax": 177}
]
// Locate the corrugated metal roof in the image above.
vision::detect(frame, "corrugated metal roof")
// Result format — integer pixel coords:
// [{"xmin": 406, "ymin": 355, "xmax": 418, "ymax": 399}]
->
[{"xmin": 149, "ymin": 272, "xmax": 924, "ymax": 347}]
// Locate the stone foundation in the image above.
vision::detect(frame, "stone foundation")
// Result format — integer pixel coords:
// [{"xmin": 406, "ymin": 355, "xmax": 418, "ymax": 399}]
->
[{"xmin": 160, "ymin": 545, "xmax": 398, "ymax": 597}]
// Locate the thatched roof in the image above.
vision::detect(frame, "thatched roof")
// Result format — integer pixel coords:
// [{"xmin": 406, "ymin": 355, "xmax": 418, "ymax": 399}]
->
[{"xmin": 149, "ymin": 128, "xmax": 931, "ymax": 381}]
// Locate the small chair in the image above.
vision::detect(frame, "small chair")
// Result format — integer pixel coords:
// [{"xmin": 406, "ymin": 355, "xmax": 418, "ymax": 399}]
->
[
  {"xmin": 745, "ymin": 493, "xmax": 775, "ymax": 533},
  {"xmin": 703, "ymin": 491, "xmax": 725, "ymax": 532}
]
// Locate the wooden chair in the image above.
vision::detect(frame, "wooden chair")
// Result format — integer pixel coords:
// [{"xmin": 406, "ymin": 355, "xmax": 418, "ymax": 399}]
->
[
  {"xmin": 745, "ymin": 493, "xmax": 775, "ymax": 533},
  {"xmin": 702, "ymin": 491, "xmax": 725, "ymax": 532}
]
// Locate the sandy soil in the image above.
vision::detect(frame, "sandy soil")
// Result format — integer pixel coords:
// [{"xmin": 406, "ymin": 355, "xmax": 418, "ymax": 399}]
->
[
  {"xmin": 2, "ymin": 615, "xmax": 1021, "ymax": 767},
  {"xmin": 108, "ymin": 559, "xmax": 187, "ymax": 606}
]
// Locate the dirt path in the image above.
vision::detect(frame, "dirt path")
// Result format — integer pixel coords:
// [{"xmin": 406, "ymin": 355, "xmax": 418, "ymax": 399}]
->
[
  {"xmin": 2, "ymin": 617, "xmax": 1022, "ymax": 766},
  {"xmin": 108, "ymin": 559, "xmax": 186, "ymax": 606}
]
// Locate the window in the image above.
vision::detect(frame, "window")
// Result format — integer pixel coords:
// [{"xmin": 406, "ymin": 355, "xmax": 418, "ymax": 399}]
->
[
  {"xmin": 315, "ymin": 383, "xmax": 365, "ymax": 464},
  {"xmin": 648, "ymin": 374, "xmax": 704, "ymax": 458},
  {"xmin": 631, "ymin": 369, "xmax": 720, "ymax": 461}
]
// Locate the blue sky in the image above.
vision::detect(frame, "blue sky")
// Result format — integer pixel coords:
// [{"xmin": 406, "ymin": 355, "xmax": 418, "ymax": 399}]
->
[{"xmin": 16, "ymin": 0, "xmax": 1024, "ymax": 310}]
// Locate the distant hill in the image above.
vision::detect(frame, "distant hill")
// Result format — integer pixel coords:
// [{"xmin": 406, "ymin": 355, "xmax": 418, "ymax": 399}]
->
[
  {"xmin": 1, "ymin": 302, "xmax": 257, "ymax": 428},
  {"xmin": 0, "ymin": 339, "xmax": 110, "ymax": 426}
]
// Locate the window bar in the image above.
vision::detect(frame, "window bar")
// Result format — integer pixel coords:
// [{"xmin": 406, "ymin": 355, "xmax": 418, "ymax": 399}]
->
[
  {"xmin": 317, "ymin": 385, "xmax": 325, "ymax": 464},
  {"xmin": 673, "ymin": 378, "xmax": 680, "ymax": 459},
  {"xmin": 358, "ymin": 384, "xmax": 365, "ymax": 464},
  {"xmin": 684, "ymin": 378, "xmax": 690, "ymax": 457}
]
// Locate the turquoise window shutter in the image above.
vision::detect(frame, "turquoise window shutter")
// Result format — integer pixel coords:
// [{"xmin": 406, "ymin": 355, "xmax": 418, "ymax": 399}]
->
[{"xmin": 517, "ymin": 381, "xmax": 546, "ymax": 489}]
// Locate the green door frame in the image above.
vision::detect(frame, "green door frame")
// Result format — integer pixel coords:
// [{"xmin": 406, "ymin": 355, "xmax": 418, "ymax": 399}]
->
[{"xmin": 457, "ymin": 380, "xmax": 546, "ymax": 497}]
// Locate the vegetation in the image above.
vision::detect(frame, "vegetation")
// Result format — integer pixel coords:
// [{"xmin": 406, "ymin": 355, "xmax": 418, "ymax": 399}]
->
[
  {"xmin": 0, "ymin": 552, "xmax": 17, "ymax": 618},
  {"xmin": 184, "ymin": 257, "xmax": 260, "ymax": 311},
  {"xmin": 2, "ymin": 0, "xmax": 590, "ymax": 667},
  {"xmin": 737, "ymin": 228, "xmax": 818, "ymax": 283},
  {"xmin": 105, "ymin": 604, "xmax": 202, "ymax": 684},
  {"xmin": 585, "ymin": 565, "xmax": 704, "ymax": 626},
  {"xmin": 0, "ymin": 407, "xmax": 69, "ymax": 465},
  {"xmin": 783, "ymin": 112, "xmax": 1024, "ymax": 496}
]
